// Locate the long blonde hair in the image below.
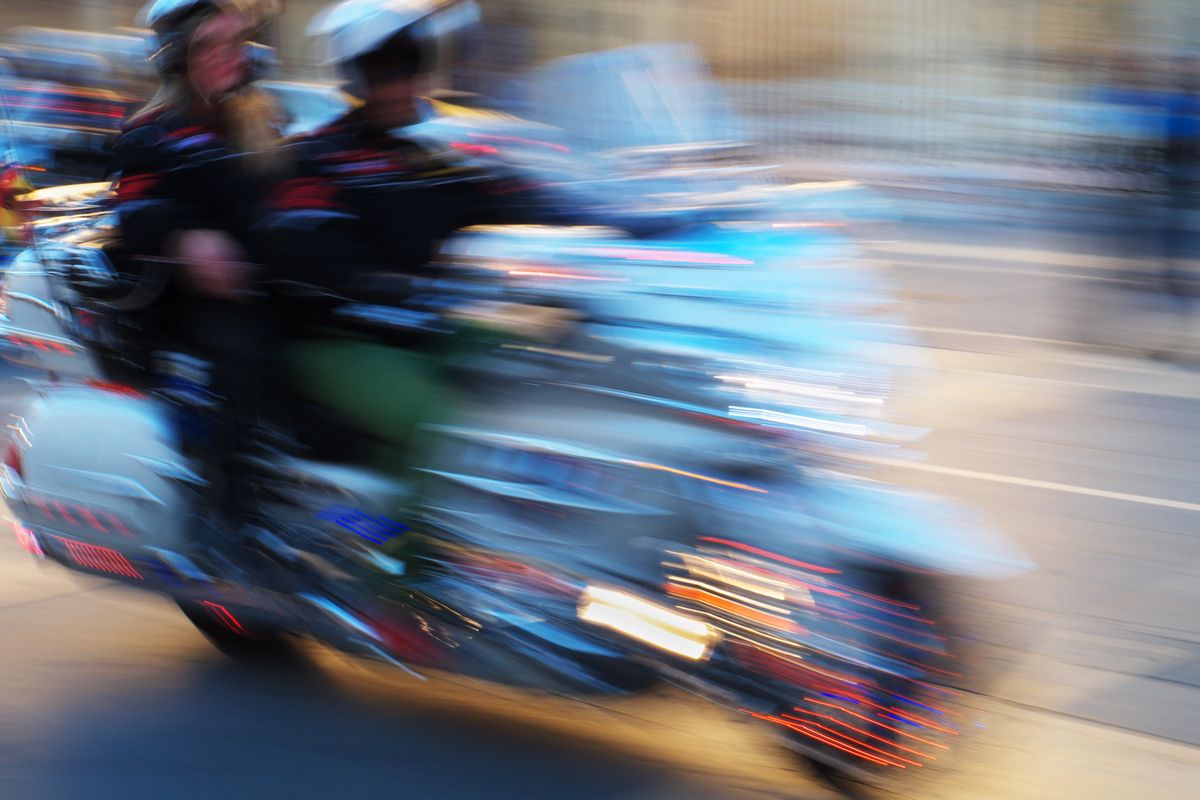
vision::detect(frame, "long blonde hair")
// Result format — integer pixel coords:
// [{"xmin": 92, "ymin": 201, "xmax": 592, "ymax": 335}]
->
[{"xmin": 128, "ymin": 77, "xmax": 286, "ymax": 176}]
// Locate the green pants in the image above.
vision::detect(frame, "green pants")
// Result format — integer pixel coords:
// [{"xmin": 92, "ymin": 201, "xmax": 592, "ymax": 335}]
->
[{"xmin": 287, "ymin": 333, "xmax": 454, "ymax": 475}]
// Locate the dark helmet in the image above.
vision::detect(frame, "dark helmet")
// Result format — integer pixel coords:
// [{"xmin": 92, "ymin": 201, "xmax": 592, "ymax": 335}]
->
[{"xmin": 308, "ymin": 0, "xmax": 480, "ymax": 96}]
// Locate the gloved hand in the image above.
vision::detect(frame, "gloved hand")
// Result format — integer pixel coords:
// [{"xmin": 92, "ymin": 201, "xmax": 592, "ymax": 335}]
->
[
  {"xmin": 446, "ymin": 300, "xmax": 578, "ymax": 341},
  {"xmin": 170, "ymin": 229, "xmax": 257, "ymax": 302}
]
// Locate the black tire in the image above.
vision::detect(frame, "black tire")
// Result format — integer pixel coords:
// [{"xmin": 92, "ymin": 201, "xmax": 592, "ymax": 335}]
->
[
  {"xmin": 777, "ymin": 568, "xmax": 962, "ymax": 796},
  {"xmin": 177, "ymin": 599, "xmax": 296, "ymax": 663},
  {"xmin": 807, "ymin": 759, "xmax": 877, "ymax": 800}
]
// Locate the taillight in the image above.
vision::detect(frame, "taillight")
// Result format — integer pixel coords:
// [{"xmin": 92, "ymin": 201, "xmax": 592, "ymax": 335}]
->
[
  {"xmin": 5, "ymin": 440, "xmax": 23, "ymax": 478},
  {"xmin": 14, "ymin": 524, "xmax": 43, "ymax": 557},
  {"xmin": 84, "ymin": 380, "xmax": 144, "ymax": 398}
]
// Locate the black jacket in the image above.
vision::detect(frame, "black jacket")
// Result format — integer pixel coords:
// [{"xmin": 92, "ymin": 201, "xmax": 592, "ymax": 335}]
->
[
  {"xmin": 254, "ymin": 109, "xmax": 545, "ymax": 300},
  {"xmin": 105, "ymin": 105, "xmax": 282, "ymax": 368},
  {"xmin": 108, "ymin": 105, "xmax": 269, "ymax": 262}
]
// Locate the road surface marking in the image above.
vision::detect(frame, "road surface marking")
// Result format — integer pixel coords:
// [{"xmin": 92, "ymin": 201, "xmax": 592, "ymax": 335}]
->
[
  {"xmin": 872, "ymin": 240, "xmax": 1182, "ymax": 270},
  {"xmin": 867, "ymin": 321, "xmax": 1083, "ymax": 347},
  {"xmin": 883, "ymin": 256, "xmax": 1135, "ymax": 282},
  {"xmin": 850, "ymin": 455, "xmax": 1200, "ymax": 513}
]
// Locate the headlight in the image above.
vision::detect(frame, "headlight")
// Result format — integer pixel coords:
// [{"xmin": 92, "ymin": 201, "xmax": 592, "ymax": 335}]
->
[{"xmin": 578, "ymin": 585, "xmax": 717, "ymax": 662}]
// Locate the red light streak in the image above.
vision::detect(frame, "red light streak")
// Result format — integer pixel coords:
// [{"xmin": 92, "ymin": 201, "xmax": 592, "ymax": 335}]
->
[
  {"xmin": 469, "ymin": 132, "xmax": 570, "ymax": 153},
  {"xmin": 837, "ymin": 590, "xmax": 934, "ymax": 623},
  {"xmin": 790, "ymin": 721, "xmax": 905, "ymax": 767},
  {"xmin": 451, "ymin": 141, "xmax": 500, "ymax": 156},
  {"xmin": 780, "ymin": 712, "xmax": 923, "ymax": 767},
  {"xmin": 744, "ymin": 710, "xmax": 899, "ymax": 767},
  {"xmin": 699, "ymin": 537, "xmax": 841, "ymax": 574},
  {"xmin": 805, "ymin": 699, "xmax": 950, "ymax": 748},
  {"xmin": 666, "ymin": 583, "xmax": 804, "ymax": 634},
  {"xmin": 201, "ymin": 601, "xmax": 246, "ymax": 634},
  {"xmin": 85, "ymin": 380, "xmax": 145, "ymax": 398},
  {"xmin": 7, "ymin": 335, "xmax": 73, "ymax": 354},
  {"xmin": 883, "ymin": 705, "xmax": 959, "ymax": 736},
  {"xmin": 811, "ymin": 687, "xmax": 956, "ymax": 733},
  {"xmin": 783, "ymin": 709, "xmax": 932, "ymax": 763}
]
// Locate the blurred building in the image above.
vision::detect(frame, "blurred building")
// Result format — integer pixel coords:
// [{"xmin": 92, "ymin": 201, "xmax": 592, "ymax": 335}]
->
[
  {"xmin": 8, "ymin": 1, "xmax": 1200, "ymax": 78},
  {"xmin": 6, "ymin": 0, "xmax": 1200, "ymax": 169}
]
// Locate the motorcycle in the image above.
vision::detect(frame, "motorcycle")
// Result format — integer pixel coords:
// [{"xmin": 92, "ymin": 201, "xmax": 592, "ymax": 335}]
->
[{"xmin": 0, "ymin": 45, "xmax": 1031, "ymax": 797}]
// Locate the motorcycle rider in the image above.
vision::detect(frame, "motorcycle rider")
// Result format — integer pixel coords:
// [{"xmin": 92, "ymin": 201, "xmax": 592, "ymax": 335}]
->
[
  {"xmin": 108, "ymin": 0, "xmax": 286, "ymax": 543},
  {"xmin": 257, "ymin": 0, "xmax": 570, "ymax": 470}
]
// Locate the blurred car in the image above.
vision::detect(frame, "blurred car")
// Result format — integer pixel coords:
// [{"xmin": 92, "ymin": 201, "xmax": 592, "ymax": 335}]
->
[
  {"xmin": 0, "ymin": 27, "xmax": 154, "ymax": 183},
  {"xmin": 3, "ymin": 27, "xmax": 154, "ymax": 90},
  {"xmin": 0, "ymin": 76, "xmax": 132, "ymax": 177}
]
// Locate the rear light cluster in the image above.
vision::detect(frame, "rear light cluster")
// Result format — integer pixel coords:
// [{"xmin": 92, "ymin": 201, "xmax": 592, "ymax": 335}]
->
[
  {"xmin": 51, "ymin": 534, "xmax": 142, "ymax": 579},
  {"xmin": 6, "ymin": 334, "xmax": 73, "ymax": 354},
  {"xmin": 13, "ymin": 523, "xmax": 43, "ymax": 557},
  {"xmin": 5, "ymin": 87, "xmax": 127, "ymax": 121},
  {"xmin": 5, "ymin": 440, "xmax": 22, "ymax": 478},
  {"xmin": 25, "ymin": 492, "xmax": 136, "ymax": 539}
]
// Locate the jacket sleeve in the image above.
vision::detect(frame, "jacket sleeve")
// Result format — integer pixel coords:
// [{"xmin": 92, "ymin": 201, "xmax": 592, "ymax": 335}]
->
[
  {"xmin": 106, "ymin": 121, "xmax": 214, "ymax": 257},
  {"xmin": 429, "ymin": 156, "xmax": 587, "ymax": 232},
  {"xmin": 253, "ymin": 138, "xmax": 387, "ymax": 295}
]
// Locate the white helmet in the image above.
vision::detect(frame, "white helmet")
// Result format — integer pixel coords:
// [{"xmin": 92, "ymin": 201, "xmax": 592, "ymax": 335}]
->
[
  {"xmin": 139, "ymin": 0, "xmax": 237, "ymax": 74},
  {"xmin": 309, "ymin": 0, "xmax": 479, "ymax": 81},
  {"xmin": 139, "ymin": 1, "xmax": 278, "ymax": 75},
  {"xmin": 140, "ymin": 0, "xmax": 225, "ymax": 29}
]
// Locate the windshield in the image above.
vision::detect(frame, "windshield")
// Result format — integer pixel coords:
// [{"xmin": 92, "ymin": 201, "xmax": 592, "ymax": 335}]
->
[{"xmin": 494, "ymin": 43, "xmax": 746, "ymax": 154}]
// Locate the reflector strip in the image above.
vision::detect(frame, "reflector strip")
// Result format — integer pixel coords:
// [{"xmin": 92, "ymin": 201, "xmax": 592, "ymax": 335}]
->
[
  {"xmin": 201, "ymin": 601, "xmax": 246, "ymax": 635},
  {"xmin": 51, "ymin": 535, "xmax": 142, "ymax": 579},
  {"xmin": 13, "ymin": 523, "xmax": 43, "ymax": 557}
]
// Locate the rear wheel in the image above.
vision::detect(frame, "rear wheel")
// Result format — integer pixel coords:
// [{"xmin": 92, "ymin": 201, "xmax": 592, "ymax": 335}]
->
[
  {"xmin": 177, "ymin": 599, "xmax": 296, "ymax": 663},
  {"xmin": 779, "ymin": 569, "xmax": 962, "ymax": 796}
]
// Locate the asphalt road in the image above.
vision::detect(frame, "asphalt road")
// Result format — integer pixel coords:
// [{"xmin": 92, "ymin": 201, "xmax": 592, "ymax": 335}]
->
[{"xmin": 1, "ymin": 221, "xmax": 1199, "ymax": 800}]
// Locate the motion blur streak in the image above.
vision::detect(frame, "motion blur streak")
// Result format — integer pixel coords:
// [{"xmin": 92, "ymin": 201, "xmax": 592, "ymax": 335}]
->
[
  {"xmin": 784, "ymin": 708, "xmax": 939, "ymax": 761},
  {"xmin": 589, "ymin": 248, "xmax": 754, "ymax": 266},
  {"xmin": 664, "ymin": 583, "xmax": 804, "ymax": 635},
  {"xmin": 744, "ymin": 710, "xmax": 902, "ymax": 768},
  {"xmin": 779, "ymin": 713, "xmax": 925, "ymax": 768},
  {"xmin": 578, "ymin": 586, "xmax": 715, "ymax": 661},
  {"xmin": 619, "ymin": 461, "xmax": 769, "ymax": 494},
  {"xmin": 200, "ymin": 602, "xmax": 246, "ymax": 635},
  {"xmin": 804, "ymin": 700, "xmax": 951, "ymax": 749},
  {"xmin": 697, "ymin": 537, "xmax": 841, "ymax": 574}
]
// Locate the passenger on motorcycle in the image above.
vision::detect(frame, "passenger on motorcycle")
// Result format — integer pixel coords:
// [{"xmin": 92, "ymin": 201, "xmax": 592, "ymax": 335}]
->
[
  {"xmin": 257, "ymin": 0, "xmax": 571, "ymax": 471},
  {"xmin": 107, "ymin": 0, "xmax": 287, "ymax": 539}
]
